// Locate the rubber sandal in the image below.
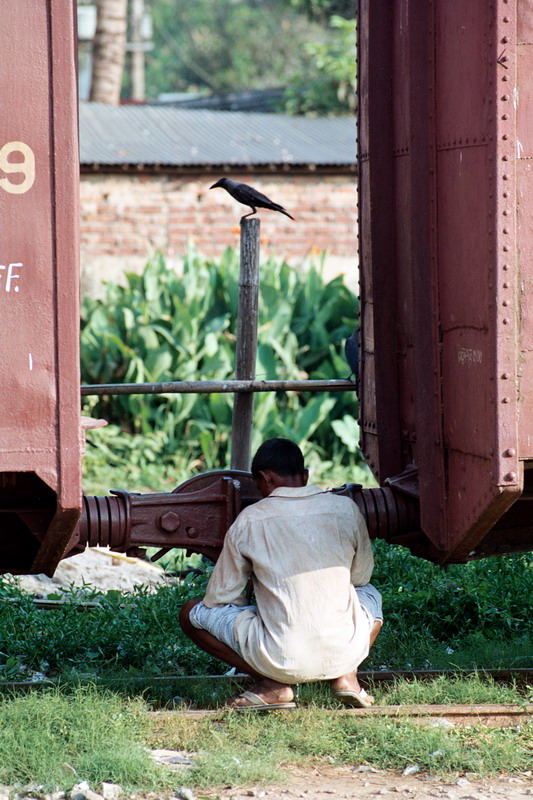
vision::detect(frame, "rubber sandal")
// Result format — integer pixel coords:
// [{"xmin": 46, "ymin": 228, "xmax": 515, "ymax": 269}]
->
[
  {"xmin": 334, "ymin": 688, "xmax": 374, "ymax": 708},
  {"xmin": 227, "ymin": 690, "xmax": 296, "ymax": 711}
]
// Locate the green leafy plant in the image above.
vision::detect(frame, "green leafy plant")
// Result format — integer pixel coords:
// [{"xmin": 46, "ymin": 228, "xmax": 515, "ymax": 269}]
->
[{"xmin": 81, "ymin": 249, "xmax": 365, "ymax": 482}]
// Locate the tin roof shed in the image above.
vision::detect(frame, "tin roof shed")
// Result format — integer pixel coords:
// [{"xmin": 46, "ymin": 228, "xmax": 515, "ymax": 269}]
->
[{"xmin": 79, "ymin": 103, "xmax": 356, "ymax": 170}]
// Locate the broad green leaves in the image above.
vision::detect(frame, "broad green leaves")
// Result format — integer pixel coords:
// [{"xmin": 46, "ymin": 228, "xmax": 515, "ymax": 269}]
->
[{"xmin": 81, "ymin": 250, "xmax": 361, "ymax": 470}]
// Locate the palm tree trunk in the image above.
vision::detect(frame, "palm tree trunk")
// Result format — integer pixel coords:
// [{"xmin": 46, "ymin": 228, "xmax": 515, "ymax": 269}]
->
[{"xmin": 89, "ymin": 0, "xmax": 128, "ymax": 104}]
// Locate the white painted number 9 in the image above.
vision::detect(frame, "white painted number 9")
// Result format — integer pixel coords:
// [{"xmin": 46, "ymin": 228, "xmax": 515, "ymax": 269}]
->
[{"xmin": 0, "ymin": 141, "xmax": 35, "ymax": 194}]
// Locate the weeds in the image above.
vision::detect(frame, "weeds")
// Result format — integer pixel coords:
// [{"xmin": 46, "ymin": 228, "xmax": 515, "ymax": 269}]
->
[
  {"xmin": 0, "ymin": 548, "xmax": 530, "ymax": 694},
  {"xmin": 0, "ymin": 686, "xmax": 529, "ymax": 793},
  {"xmin": 0, "ymin": 687, "xmax": 171, "ymax": 791},
  {"xmin": 148, "ymin": 706, "xmax": 533, "ymax": 785}
]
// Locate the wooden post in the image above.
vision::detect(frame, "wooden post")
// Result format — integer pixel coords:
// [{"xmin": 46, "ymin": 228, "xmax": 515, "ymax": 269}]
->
[{"xmin": 231, "ymin": 218, "xmax": 260, "ymax": 470}]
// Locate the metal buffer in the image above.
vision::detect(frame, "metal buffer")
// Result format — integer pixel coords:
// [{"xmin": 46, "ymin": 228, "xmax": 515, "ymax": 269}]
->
[{"xmin": 73, "ymin": 470, "xmax": 420, "ymax": 562}]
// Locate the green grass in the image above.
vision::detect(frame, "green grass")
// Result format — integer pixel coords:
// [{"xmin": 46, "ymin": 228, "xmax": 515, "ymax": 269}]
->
[
  {"xmin": 0, "ymin": 682, "xmax": 529, "ymax": 792},
  {"xmin": 148, "ymin": 704, "xmax": 533, "ymax": 786},
  {"xmin": 374, "ymin": 673, "xmax": 531, "ymax": 706},
  {"xmin": 0, "ymin": 687, "xmax": 172, "ymax": 791},
  {"xmin": 0, "ymin": 545, "xmax": 530, "ymax": 692}
]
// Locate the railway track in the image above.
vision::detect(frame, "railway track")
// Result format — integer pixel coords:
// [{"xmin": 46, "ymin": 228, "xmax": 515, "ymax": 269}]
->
[
  {"xmin": 0, "ymin": 667, "xmax": 531, "ymax": 690},
  {"xmin": 159, "ymin": 702, "xmax": 533, "ymax": 726}
]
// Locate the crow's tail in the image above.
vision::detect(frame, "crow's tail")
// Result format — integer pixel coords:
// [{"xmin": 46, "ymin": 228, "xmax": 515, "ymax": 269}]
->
[{"xmin": 272, "ymin": 203, "xmax": 295, "ymax": 221}]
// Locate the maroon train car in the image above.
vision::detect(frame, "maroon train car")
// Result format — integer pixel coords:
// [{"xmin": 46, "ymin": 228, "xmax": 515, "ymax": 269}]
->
[
  {"xmin": 358, "ymin": 0, "xmax": 533, "ymax": 561},
  {"xmin": 0, "ymin": 0, "xmax": 82, "ymax": 573}
]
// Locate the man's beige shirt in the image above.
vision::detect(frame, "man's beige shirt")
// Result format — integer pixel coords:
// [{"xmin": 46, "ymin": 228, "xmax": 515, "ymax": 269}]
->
[{"xmin": 203, "ymin": 484, "xmax": 374, "ymax": 683}]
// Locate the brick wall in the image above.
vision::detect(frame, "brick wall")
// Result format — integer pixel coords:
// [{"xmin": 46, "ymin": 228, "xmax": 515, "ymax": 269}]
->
[{"xmin": 80, "ymin": 172, "xmax": 358, "ymax": 296}]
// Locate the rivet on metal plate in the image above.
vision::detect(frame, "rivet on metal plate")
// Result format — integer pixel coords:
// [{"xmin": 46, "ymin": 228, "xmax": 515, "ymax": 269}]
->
[
  {"xmin": 502, "ymin": 318, "xmax": 509, "ymax": 324},
  {"xmin": 503, "ymin": 227, "xmax": 509, "ymax": 234},
  {"xmin": 502, "ymin": 114, "xmax": 509, "ymax": 120},
  {"xmin": 503, "ymin": 448, "xmax": 516, "ymax": 458},
  {"xmin": 502, "ymin": 299, "xmax": 509, "ymax": 306},
  {"xmin": 503, "ymin": 282, "xmax": 509, "ymax": 288},
  {"xmin": 503, "ymin": 264, "xmax": 509, "ymax": 270},
  {"xmin": 504, "ymin": 472, "xmax": 517, "ymax": 482},
  {"xmin": 502, "ymin": 397, "xmax": 510, "ymax": 403}
]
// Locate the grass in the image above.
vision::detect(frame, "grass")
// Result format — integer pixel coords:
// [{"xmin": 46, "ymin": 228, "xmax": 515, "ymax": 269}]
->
[
  {"xmin": 0, "ymin": 545, "xmax": 531, "ymax": 693},
  {"xmin": 0, "ymin": 687, "xmax": 172, "ymax": 792},
  {"xmin": 147, "ymin": 701, "xmax": 533, "ymax": 787},
  {"xmin": 0, "ymin": 683, "xmax": 528, "ymax": 794}
]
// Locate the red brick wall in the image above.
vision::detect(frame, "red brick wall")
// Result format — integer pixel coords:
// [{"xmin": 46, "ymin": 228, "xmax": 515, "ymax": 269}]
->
[{"xmin": 80, "ymin": 172, "xmax": 358, "ymax": 295}]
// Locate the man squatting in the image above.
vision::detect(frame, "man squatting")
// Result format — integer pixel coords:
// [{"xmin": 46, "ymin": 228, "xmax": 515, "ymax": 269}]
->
[{"xmin": 180, "ymin": 438, "xmax": 383, "ymax": 709}]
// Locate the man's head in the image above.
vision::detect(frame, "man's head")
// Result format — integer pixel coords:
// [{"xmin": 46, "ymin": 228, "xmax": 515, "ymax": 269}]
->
[{"xmin": 251, "ymin": 438, "xmax": 308, "ymax": 497}]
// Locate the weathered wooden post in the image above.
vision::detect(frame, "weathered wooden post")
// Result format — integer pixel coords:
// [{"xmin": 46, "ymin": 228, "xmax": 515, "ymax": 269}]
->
[{"xmin": 231, "ymin": 218, "xmax": 260, "ymax": 469}]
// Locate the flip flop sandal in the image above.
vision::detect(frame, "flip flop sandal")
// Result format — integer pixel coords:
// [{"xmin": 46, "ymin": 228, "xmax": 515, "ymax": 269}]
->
[
  {"xmin": 227, "ymin": 690, "xmax": 296, "ymax": 711},
  {"xmin": 334, "ymin": 688, "xmax": 374, "ymax": 708}
]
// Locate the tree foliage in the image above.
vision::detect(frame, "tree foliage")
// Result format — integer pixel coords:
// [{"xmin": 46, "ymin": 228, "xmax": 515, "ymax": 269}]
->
[
  {"xmin": 282, "ymin": 15, "xmax": 356, "ymax": 116},
  {"xmin": 146, "ymin": 0, "xmax": 326, "ymax": 96},
  {"xmin": 287, "ymin": 0, "xmax": 356, "ymax": 22}
]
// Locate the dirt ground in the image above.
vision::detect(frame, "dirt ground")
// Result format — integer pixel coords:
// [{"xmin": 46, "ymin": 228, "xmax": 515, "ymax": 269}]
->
[{"xmin": 202, "ymin": 765, "xmax": 532, "ymax": 800}]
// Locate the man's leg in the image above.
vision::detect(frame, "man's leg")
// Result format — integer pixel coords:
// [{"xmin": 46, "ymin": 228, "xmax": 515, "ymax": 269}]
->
[
  {"xmin": 180, "ymin": 600, "xmax": 294, "ymax": 706},
  {"xmin": 330, "ymin": 619, "xmax": 382, "ymax": 702}
]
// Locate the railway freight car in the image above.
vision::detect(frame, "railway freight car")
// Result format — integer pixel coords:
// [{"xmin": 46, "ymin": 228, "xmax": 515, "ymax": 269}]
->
[{"xmin": 0, "ymin": 0, "xmax": 531, "ymax": 573}]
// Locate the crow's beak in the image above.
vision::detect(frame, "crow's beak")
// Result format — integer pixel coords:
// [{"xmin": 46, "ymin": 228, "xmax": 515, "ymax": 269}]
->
[{"xmin": 209, "ymin": 182, "xmax": 218, "ymax": 189}]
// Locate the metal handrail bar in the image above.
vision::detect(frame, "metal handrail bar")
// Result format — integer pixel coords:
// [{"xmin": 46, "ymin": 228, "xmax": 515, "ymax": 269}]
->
[{"xmin": 81, "ymin": 379, "xmax": 356, "ymax": 397}]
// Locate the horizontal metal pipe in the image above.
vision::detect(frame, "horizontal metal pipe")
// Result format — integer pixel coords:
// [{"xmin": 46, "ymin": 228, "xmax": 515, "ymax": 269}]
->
[{"xmin": 81, "ymin": 379, "xmax": 356, "ymax": 397}]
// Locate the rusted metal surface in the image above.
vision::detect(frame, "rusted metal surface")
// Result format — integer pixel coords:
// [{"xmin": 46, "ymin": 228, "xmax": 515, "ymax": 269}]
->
[
  {"xmin": 358, "ymin": 0, "xmax": 531, "ymax": 562},
  {"xmin": 0, "ymin": 0, "xmax": 81, "ymax": 575},
  {"xmin": 72, "ymin": 470, "xmax": 420, "ymax": 560}
]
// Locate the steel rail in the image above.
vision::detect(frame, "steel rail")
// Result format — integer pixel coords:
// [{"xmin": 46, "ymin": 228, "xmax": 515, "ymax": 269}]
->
[
  {"xmin": 1, "ymin": 668, "xmax": 531, "ymax": 689},
  {"xmin": 81, "ymin": 378, "xmax": 356, "ymax": 397},
  {"xmin": 167, "ymin": 703, "xmax": 533, "ymax": 723}
]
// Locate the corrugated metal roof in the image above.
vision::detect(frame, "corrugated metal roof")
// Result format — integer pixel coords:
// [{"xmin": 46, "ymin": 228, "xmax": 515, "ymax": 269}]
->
[{"xmin": 79, "ymin": 102, "xmax": 356, "ymax": 167}]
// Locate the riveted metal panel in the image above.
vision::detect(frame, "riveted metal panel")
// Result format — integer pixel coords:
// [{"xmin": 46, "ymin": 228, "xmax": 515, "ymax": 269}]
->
[
  {"xmin": 0, "ymin": 0, "xmax": 81, "ymax": 574},
  {"xmin": 359, "ymin": 0, "xmax": 529, "ymax": 561}
]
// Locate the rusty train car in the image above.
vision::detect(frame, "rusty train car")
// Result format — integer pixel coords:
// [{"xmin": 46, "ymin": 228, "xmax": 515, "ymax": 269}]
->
[{"xmin": 0, "ymin": 0, "xmax": 532, "ymax": 574}]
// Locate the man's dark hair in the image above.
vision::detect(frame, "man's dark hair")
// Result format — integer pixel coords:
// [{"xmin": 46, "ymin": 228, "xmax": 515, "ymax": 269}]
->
[{"xmin": 251, "ymin": 438, "xmax": 305, "ymax": 478}]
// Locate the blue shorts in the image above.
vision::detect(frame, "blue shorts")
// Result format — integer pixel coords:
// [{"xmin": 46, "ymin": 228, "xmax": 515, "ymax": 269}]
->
[
  {"xmin": 355, "ymin": 583, "xmax": 383, "ymax": 626},
  {"xmin": 189, "ymin": 601, "xmax": 252, "ymax": 656},
  {"xmin": 188, "ymin": 583, "xmax": 383, "ymax": 655}
]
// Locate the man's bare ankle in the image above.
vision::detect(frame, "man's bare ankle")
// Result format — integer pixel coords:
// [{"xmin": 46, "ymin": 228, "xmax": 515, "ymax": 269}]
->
[
  {"xmin": 254, "ymin": 679, "xmax": 294, "ymax": 702},
  {"xmin": 330, "ymin": 672, "xmax": 361, "ymax": 693}
]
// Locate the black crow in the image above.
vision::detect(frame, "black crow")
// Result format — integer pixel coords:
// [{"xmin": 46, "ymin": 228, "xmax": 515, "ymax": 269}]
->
[{"xmin": 209, "ymin": 178, "xmax": 295, "ymax": 221}]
